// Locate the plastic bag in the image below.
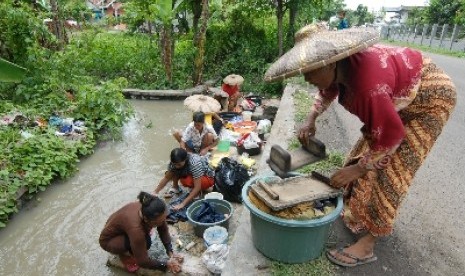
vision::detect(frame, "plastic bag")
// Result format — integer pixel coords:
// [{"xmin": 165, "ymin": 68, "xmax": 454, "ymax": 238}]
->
[
  {"xmin": 202, "ymin": 244, "xmax": 230, "ymax": 274},
  {"xmin": 240, "ymin": 98, "xmax": 256, "ymax": 111},
  {"xmin": 257, "ymin": 119, "xmax": 272, "ymax": 134},
  {"xmin": 214, "ymin": 157, "xmax": 250, "ymax": 203}
]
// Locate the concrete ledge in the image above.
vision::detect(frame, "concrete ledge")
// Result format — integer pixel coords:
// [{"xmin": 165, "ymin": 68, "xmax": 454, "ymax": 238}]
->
[{"xmin": 222, "ymin": 84, "xmax": 300, "ymax": 275}]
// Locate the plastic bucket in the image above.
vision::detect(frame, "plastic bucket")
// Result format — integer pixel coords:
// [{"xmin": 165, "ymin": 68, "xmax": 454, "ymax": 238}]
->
[
  {"xmin": 242, "ymin": 111, "xmax": 252, "ymax": 121},
  {"xmin": 186, "ymin": 199, "xmax": 234, "ymax": 237},
  {"xmin": 217, "ymin": 140, "xmax": 230, "ymax": 152},
  {"xmin": 242, "ymin": 173, "xmax": 343, "ymax": 263},
  {"xmin": 204, "ymin": 192, "xmax": 224, "ymax": 200},
  {"xmin": 203, "ymin": 226, "xmax": 228, "ymax": 247}
]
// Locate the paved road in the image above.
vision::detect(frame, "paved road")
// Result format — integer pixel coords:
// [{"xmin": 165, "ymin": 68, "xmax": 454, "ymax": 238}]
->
[{"xmin": 324, "ymin": 52, "xmax": 465, "ymax": 275}]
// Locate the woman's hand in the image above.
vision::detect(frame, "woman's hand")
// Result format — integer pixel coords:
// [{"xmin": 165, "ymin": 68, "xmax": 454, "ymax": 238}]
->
[
  {"xmin": 167, "ymin": 259, "xmax": 182, "ymax": 273},
  {"xmin": 169, "ymin": 252, "xmax": 184, "ymax": 263},
  {"xmin": 298, "ymin": 121, "xmax": 316, "ymax": 146},
  {"xmin": 330, "ymin": 164, "xmax": 368, "ymax": 188},
  {"xmin": 172, "ymin": 203, "xmax": 185, "ymax": 211},
  {"xmin": 200, "ymin": 148, "xmax": 209, "ymax": 156}
]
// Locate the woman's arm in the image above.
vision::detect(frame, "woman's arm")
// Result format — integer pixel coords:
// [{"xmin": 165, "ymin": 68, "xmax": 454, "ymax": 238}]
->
[
  {"xmin": 298, "ymin": 88, "xmax": 338, "ymax": 144},
  {"xmin": 127, "ymin": 228, "xmax": 168, "ymax": 271},
  {"xmin": 157, "ymin": 222, "xmax": 173, "ymax": 255}
]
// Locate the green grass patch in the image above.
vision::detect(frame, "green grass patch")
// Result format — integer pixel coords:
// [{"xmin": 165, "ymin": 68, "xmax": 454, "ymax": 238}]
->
[
  {"xmin": 382, "ymin": 39, "xmax": 465, "ymax": 58},
  {"xmin": 297, "ymin": 151, "xmax": 344, "ymax": 174},
  {"xmin": 271, "ymin": 256, "xmax": 335, "ymax": 276},
  {"xmin": 294, "ymin": 89, "xmax": 314, "ymax": 123}
]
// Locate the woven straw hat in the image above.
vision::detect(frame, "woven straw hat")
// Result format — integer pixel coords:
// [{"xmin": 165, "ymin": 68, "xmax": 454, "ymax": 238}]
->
[
  {"xmin": 264, "ymin": 24, "xmax": 380, "ymax": 82},
  {"xmin": 223, "ymin": 74, "xmax": 244, "ymax": 86}
]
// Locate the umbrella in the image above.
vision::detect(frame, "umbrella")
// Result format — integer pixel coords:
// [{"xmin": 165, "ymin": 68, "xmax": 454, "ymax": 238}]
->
[
  {"xmin": 184, "ymin": 95, "xmax": 221, "ymax": 113},
  {"xmin": 208, "ymin": 87, "xmax": 229, "ymax": 98}
]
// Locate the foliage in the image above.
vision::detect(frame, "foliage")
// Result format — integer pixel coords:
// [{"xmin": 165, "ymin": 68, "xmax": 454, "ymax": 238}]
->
[
  {"xmin": 0, "ymin": 127, "xmax": 80, "ymax": 227},
  {"xmin": 62, "ymin": 0, "xmax": 92, "ymax": 23},
  {"xmin": 349, "ymin": 4, "xmax": 374, "ymax": 26},
  {"xmin": 424, "ymin": 0, "xmax": 462, "ymax": 25},
  {"xmin": 0, "ymin": 1, "xmax": 55, "ymax": 65},
  {"xmin": 56, "ymin": 31, "xmax": 188, "ymax": 89},
  {"xmin": 73, "ymin": 78, "xmax": 134, "ymax": 138},
  {"xmin": 204, "ymin": 9, "xmax": 283, "ymax": 95},
  {"xmin": 453, "ymin": 0, "xmax": 465, "ymax": 25},
  {"xmin": 271, "ymin": 255, "xmax": 335, "ymax": 275}
]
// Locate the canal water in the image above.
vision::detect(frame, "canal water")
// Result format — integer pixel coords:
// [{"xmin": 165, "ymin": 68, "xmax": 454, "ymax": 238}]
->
[{"xmin": 0, "ymin": 100, "xmax": 191, "ymax": 275}]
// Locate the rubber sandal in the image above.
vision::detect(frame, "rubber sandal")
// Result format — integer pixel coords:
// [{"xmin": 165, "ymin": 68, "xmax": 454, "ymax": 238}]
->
[
  {"xmin": 164, "ymin": 187, "xmax": 182, "ymax": 198},
  {"xmin": 326, "ymin": 247, "xmax": 377, "ymax": 267}
]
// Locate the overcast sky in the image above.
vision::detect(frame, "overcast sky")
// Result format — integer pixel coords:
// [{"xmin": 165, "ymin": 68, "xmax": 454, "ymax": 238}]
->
[{"xmin": 343, "ymin": 0, "xmax": 429, "ymax": 12}]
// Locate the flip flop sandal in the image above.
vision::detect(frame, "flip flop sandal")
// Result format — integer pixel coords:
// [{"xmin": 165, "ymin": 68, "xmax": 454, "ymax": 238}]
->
[
  {"xmin": 164, "ymin": 187, "xmax": 182, "ymax": 198},
  {"xmin": 326, "ymin": 247, "xmax": 377, "ymax": 267}
]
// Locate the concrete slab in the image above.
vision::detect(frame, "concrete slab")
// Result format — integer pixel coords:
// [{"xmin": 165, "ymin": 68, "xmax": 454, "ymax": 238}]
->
[{"xmin": 222, "ymin": 84, "xmax": 300, "ymax": 276}]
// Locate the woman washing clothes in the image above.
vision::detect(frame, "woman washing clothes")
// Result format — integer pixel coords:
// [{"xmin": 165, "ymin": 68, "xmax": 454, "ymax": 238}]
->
[
  {"xmin": 264, "ymin": 24, "xmax": 456, "ymax": 267},
  {"xmin": 154, "ymin": 148, "xmax": 215, "ymax": 210},
  {"xmin": 221, "ymin": 74, "xmax": 244, "ymax": 112},
  {"xmin": 99, "ymin": 192, "xmax": 183, "ymax": 273}
]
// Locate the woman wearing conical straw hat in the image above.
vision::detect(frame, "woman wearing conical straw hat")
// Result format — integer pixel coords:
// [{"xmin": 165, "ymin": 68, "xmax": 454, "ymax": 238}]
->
[
  {"xmin": 264, "ymin": 24, "xmax": 456, "ymax": 267},
  {"xmin": 222, "ymin": 74, "xmax": 244, "ymax": 112}
]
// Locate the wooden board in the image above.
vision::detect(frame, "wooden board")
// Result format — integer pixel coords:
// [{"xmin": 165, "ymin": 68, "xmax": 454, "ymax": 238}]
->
[{"xmin": 250, "ymin": 175, "xmax": 342, "ymax": 211}]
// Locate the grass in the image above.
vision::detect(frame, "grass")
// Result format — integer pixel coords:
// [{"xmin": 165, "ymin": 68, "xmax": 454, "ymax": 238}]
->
[
  {"xmin": 271, "ymin": 256, "xmax": 334, "ymax": 276},
  {"xmin": 293, "ymin": 89, "xmax": 314, "ymax": 123},
  {"xmin": 382, "ymin": 39, "xmax": 465, "ymax": 58}
]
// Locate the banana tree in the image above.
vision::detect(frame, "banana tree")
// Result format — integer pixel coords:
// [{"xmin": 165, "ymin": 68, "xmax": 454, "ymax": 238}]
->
[
  {"xmin": 192, "ymin": 0, "xmax": 209, "ymax": 85},
  {"xmin": 150, "ymin": 0, "xmax": 184, "ymax": 83},
  {"xmin": 0, "ymin": 58, "xmax": 27, "ymax": 83}
]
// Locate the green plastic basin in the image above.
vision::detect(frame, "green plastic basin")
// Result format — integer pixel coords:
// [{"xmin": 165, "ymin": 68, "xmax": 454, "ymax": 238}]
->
[{"xmin": 242, "ymin": 173, "xmax": 343, "ymax": 263}]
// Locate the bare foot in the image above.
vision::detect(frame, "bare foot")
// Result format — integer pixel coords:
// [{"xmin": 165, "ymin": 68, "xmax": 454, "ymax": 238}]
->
[{"xmin": 119, "ymin": 254, "xmax": 139, "ymax": 272}]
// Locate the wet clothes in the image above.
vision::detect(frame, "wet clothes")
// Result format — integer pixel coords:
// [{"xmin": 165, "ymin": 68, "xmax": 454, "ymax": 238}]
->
[
  {"xmin": 99, "ymin": 202, "xmax": 172, "ymax": 271},
  {"xmin": 193, "ymin": 201, "xmax": 225, "ymax": 223}
]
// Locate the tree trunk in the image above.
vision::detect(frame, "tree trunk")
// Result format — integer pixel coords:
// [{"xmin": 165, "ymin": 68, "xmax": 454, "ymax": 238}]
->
[
  {"xmin": 192, "ymin": 0, "xmax": 202, "ymax": 41},
  {"xmin": 277, "ymin": 0, "xmax": 284, "ymax": 56},
  {"xmin": 50, "ymin": 0, "xmax": 68, "ymax": 49},
  {"xmin": 193, "ymin": 0, "xmax": 209, "ymax": 86},
  {"xmin": 162, "ymin": 26, "xmax": 172, "ymax": 82},
  {"xmin": 288, "ymin": 0, "xmax": 298, "ymax": 45}
]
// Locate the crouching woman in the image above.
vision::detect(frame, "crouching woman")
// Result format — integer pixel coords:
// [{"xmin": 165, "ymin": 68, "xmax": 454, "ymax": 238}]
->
[{"xmin": 99, "ymin": 192, "xmax": 183, "ymax": 273}]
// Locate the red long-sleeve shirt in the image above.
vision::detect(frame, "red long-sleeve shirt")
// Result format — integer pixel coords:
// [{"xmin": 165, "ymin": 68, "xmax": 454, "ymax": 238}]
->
[{"xmin": 312, "ymin": 45, "xmax": 423, "ymax": 169}]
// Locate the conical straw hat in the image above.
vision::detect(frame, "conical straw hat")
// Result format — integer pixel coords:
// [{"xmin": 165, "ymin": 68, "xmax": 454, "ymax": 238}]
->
[
  {"xmin": 184, "ymin": 95, "xmax": 221, "ymax": 113},
  {"xmin": 264, "ymin": 24, "xmax": 380, "ymax": 82},
  {"xmin": 223, "ymin": 74, "xmax": 244, "ymax": 86}
]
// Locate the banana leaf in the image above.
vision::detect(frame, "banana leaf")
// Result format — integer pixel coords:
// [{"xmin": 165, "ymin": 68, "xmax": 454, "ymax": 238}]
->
[{"xmin": 0, "ymin": 58, "xmax": 27, "ymax": 83}]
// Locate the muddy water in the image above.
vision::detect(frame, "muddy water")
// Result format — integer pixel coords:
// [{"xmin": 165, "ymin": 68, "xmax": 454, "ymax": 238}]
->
[{"xmin": 0, "ymin": 100, "xmax": 191, "ymax": 275}]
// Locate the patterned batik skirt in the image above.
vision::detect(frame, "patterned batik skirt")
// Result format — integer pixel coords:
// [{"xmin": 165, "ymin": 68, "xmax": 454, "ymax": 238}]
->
[{"xmin": 343, "ymin": 58, "xmax": 457, "ymax": 236}]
